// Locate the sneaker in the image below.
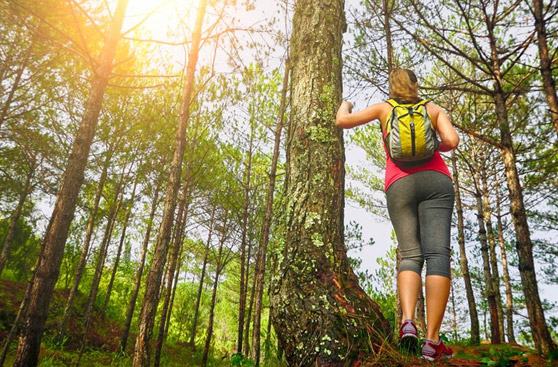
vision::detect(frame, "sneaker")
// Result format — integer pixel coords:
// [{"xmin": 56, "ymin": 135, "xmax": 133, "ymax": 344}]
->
[
  {"xmin": 399, "ymin": 319, "xmax": 418, "ymax": 352},
  {"xmin": 421, "ymin": 339, "xmax": 453, "ymax": 361}
]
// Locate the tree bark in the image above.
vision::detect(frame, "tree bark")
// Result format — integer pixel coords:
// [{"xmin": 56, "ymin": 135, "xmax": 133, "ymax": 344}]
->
[
  {"xmin": 495, "ymin": 178, "xmax": 516, "ymax": 344},
  {"xmin": 236, "ymin": 127, "xmax": 254, "ymax": 355},
  {"xmin": 472, "ymin": 167, "xmax": 501, "ymax": 344},
  {"xmin": 12, "ymin": 1, "xmax": 129, "ymax": 365},
  {"xmin": 451, "ymin": 155, "xmax": 480, "ymax": 344},
  {"xmin": 103, "ymin": 167, "xmax": 140, "ymax": 311},
  {"xmin": 119, "ymin": 181, "xmax": 161, "ymax": 353},
  {"xmin": 189, "ymin": 206, "xmax": 216, "ymax": 349},
  {"xmin": 382, "ymin": 0, "xmax": 394, "ymax": 73},
  {"xmin": 533, "ymin": 0, "xmax": 558, "ymax": 133},
  {"xmin": 131, "ymin": 1, "xmax": 207, "ymax": 365},
  {"xmin": 250, "ymin": 59, "xmax": 289, "ymax": 365},
  {"xmin": 0, "ymin": 168, "xmax": 33, "ymax": 276},
  {"xmin": 59, "ymin": 149, "xmax": 112, "ymax": 336},
  {"xmin": 271, "ymin": 0, "xmax": 390, "ymax": 364}
]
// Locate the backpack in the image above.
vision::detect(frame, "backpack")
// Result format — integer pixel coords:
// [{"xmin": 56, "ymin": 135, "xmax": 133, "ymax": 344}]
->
[{"xmin": 383, "ymin": 98, "xmax": 439, "ymax": 165}]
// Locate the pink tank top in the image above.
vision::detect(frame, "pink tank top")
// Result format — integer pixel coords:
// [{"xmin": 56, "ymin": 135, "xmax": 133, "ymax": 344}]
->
[{"xmin": 383, "ymin": 131, "xmax": 452, "ymax": 192}]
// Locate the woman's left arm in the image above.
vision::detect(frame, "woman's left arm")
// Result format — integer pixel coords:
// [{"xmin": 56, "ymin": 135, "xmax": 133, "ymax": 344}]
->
[{"xmin": 335, "ymin": 101, "xmax": 384, "ymax": 129}]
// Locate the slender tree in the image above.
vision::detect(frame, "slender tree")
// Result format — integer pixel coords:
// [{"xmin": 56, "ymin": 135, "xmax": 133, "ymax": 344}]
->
[
  {"xmin": 451, "ymin": 154, "xmax": 480, "ymax": 344},
  {"xmin": 201, "ymin": 213, "xmax": 230, "ymax": 367},
  {"xmin": 119, "ymin": 180, "xmax": 161, "ymax": 352},
  {"xmin": 250, "ymin": 59, "xmax": 289, "ymax": 365},
  {"xmin": 495, "ymin": 177, "xmax": 516, "ymax": 343},
  {"xmin": 12, "ymin": 1, "xmax": 129, "ymax": 365},
  {"xmin": 58, "ymin": 149, "xmax": 113, "ymax": 336},
  {"xmin": 471, "ymin": 156, "xmax": 502, "ymax": 344},
  {"xmin": 132, "ymin": 1, "xmax": 208, "ymax": 365},
  {"xmin": 103, "ymin": 163, "xmax": 141, "ymax": 311},
  {"xmin": 236, "ymin": 126, "xmax": 254, "ymax": 355},
  {"xmin": 189, "ymin": 206, "xmax": 216, "ymax": 349}
]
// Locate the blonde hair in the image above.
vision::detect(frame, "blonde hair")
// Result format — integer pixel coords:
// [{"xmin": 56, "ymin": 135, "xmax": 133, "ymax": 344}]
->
[{"xmin": 389, "ymin": 69, "xmax": 419, "ymax": 103}]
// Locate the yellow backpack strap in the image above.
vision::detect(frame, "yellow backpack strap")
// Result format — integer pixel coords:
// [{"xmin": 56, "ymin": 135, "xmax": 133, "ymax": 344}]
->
[
  {"xmin": 414, "ymin": 99, "xmax": 431, "ymax": 108},
  {"xmin": 386, "ymin": 99, "xmax": 398, "ymax": 107}
]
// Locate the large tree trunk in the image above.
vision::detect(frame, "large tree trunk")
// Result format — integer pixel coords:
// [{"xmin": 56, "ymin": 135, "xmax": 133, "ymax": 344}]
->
[
  {"xmin": 237, "ymin": 128, "xmax": 254, "ymax": 355},
  {"xmin": 451, "ymin": 155, "xmax": 480, "ymax": 344},
  {"xmin": 120, "ymin": 182, "xmax": 161, "ymax": 353},
  {"xmin": 533, "ymin": 0, "xmax": 558, "ymax": 133},
  {"xmin": 131, "ymin": 2, "xmax": 207, "ymax": 365},
  {"xmin": 58, "ymin": 149, "xmax": 112, "ymax": 336},
  {"xmin": 472, "ymin": 167, "xmax": 501, "ymax": 344},
  {"xmin": 250, "ymin": 59, "xmax": 289, "ymax": 366},
  {"xmin": 103, "ymin": 167, "xmax": 140, "ymax": 311},
  {"xmin": 480, "ymin": 167, "xmax": 505, "ymax": 340},
  {"xmin": 189, "ymin": 206, "xmax": 215, "ymax": 349},
  {"xmin": 271, "ymin": 0, "xmax": 390, "ymax": 364},
  {"xmin": 0, "ymin": 168, "xmax": 33, "ymax": 276},
  {"xmin": 12, "ymin": 2, "xmax": 129, "ymax": 365}
]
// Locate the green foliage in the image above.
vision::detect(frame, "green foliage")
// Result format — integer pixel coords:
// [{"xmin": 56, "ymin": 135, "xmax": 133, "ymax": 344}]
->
[{"xmin": 230, "ymin": 353, "xmax": 255, "ymax": 366}]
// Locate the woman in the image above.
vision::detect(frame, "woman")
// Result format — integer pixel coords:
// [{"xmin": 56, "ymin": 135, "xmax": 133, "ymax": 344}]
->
[{"xmin": 335, "ymin": 69, "xmax": 459, "ymax": 361}]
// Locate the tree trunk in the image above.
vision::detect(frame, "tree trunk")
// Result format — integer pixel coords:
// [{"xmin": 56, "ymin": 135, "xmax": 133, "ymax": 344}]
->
[
  {"xmin": 480, "ymin": 167, "xmax": 505, "ymax": 340},
  {"xmin": 237, "ymin": 128, "xmax": 254, "ymax": 355},
  {"xmin": 451, "ymin": 155, "xmax": 480, "ymax": 344},
  {"xmin": 201, "ymin": 219, "xmax": 228, "ymax": 367},
  {"xmin": 12, "ymin": 1, "xmax": 129, "ymax": 365},
  {"xmin": 495, "ymin": 178, "xmax": 516, "ymax": 344},
  {"xmin": 103, "ymin": 167, "xmax": 140, "ymax": 311},
  {"xmin": 473, "ymin": 167, "xmax": 501, "ymax": 344},
  {"xmin": 250, "ymin": 59, "xmax": 289, "ymax": 365},
  {"xmin": 120, "ymin": 182, "xmax": 161, "ymax": 353},
  {"xmin": 0, "ymin": 168, "xmax": 33, "ymax": 276},
  {"xmin": 59, "ymin": 150, "xmax": 112, "ymax": 336},
  {"xmin": 189, "ymin": 206, "xmax": 215, "ymax": 350},
  {"xmin": 488, "ymin": 15, "xmax": 556, "ymax": 351},
  {"xmin": 154, "ymin": 181, "xmax": 191, "ymax": 367},
  {"xmin": 450, "ymin": 281, "xmax": 458, "ymax": 341},
  {"xmin": 382, "ymin": 0, "xmax": 394, "ymax": 73},
  {"xmin": 271, "ymin": 0, "xmax": 390, "ymax": 364},
  {"xmin": 533, "ymin": 0, "xmax": 558, "ymax": 133},
  {"xmin": 132, "ymin": 2, "xmax": 207, "ymax": 365}
]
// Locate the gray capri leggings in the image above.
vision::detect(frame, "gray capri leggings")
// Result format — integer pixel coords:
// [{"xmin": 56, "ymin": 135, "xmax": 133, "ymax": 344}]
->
[{"xmin": 386, "ymin": 170, "xmax": 455, "ymax": 278}]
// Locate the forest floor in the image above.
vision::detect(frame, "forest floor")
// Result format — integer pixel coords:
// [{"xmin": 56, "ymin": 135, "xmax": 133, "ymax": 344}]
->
[
  {"xmin": 362, "ymin": 343, "xmax": 557, "ymax": 367},
  {"xmin": 0, "ymin": 279, "xmax": 556, "ymax": 366}
]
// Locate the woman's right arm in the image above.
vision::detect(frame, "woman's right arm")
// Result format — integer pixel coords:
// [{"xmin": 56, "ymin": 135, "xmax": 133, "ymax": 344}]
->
[
  {"xmin": 335, "ymin": 101, "xmax": 385, "ymax": 129},
  {"xmin": 429, "ymin": 103, "xmax": 460, "ymax": 151}
]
